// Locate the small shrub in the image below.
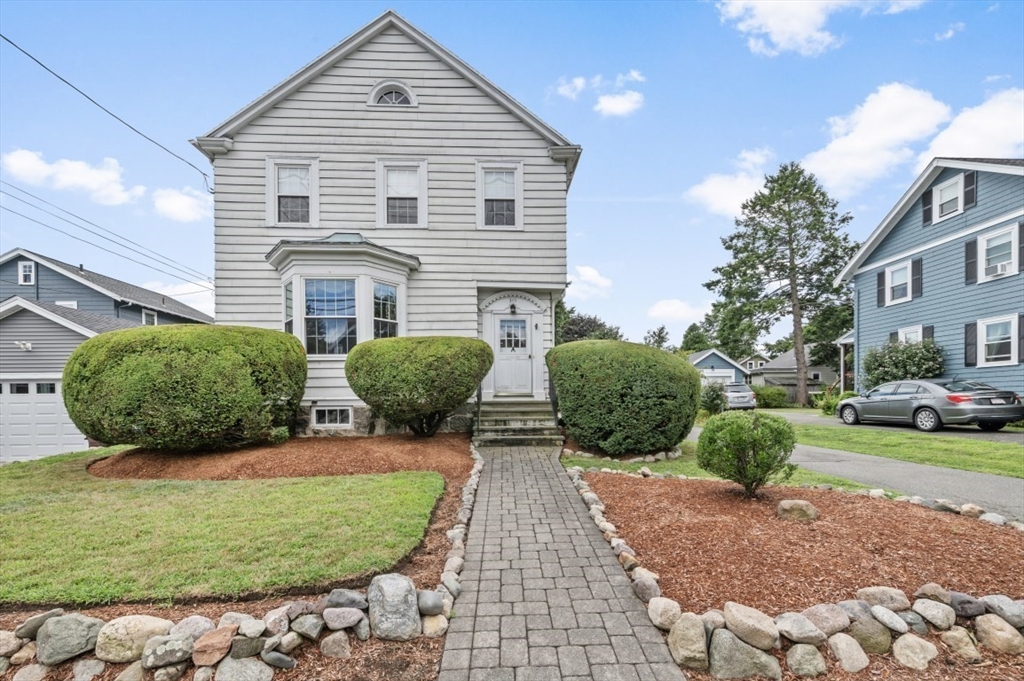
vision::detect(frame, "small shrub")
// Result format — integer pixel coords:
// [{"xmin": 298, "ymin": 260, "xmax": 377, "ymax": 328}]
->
[
  {"xmin": 695, "ymin": 408, "xmax": 711, "ymax": 426},
  {"xmin": 700, "ymin": 382, "xmax": 727, "ymax": 415},
  {"xmin": 63, "ymin": 325, "xmax": 307, "ymax": 452},
  {"xmin": 267, "ymin": 426, "xmax": 290, "ymax": 445},
  {"xmin": 751, "ymin": 385, "xmax": 788, "ymax": 408},
  {"xmin": 546, "ymin": 340, "xmax": 701, "ymax": 455},
  {"xmin": 345, "ymin": 336, "xmax": 493, "ymax": 437},
  {"xmin": 696, "ymin": 411, "xmax": 796, "ymax": 496},
  {"xmin": 862, "ymin": 340, "xmax": 944, "ymax": 389},
  {"xmin": 816, "ymin": 390, "xmax": 858, "ymax": 416}
]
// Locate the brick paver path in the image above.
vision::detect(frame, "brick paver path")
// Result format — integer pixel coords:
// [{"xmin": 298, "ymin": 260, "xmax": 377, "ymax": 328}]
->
[{"xmin": 439, "ymin": 446, "xmax": 685, "ymax": 681}]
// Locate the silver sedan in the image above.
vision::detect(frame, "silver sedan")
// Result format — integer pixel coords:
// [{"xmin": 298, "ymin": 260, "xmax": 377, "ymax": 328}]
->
[{"xmin": 836, "ymin": 379, "xmax": 1023, "ymax": 432}]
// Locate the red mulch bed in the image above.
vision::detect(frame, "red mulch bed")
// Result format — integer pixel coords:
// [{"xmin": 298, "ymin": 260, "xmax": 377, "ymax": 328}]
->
[
  {"xmin": 0, "ymin": 433, "xmax": 473, "ymax": 681},
  {"xmin": 587, "ymin": 474, "xmax": 1024, "ymax": 681}
]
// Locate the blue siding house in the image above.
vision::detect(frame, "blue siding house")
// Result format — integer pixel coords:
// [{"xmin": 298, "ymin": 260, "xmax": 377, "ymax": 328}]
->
[
  {"xmin": 688, "ymin": 349, "xmax": 748, "ymax": 384},
  {"xmin": 836, "ymin": 158, "xmax": 1024, "ymax": 395}
]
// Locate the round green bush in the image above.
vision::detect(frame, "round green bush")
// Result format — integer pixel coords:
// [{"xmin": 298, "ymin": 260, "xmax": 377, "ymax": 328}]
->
[
  {"xmin": 696, "ymin": 411, "xmax": 796, "ymax": 496},
  {"xmin": 345, "ymin": 336, "xmax": 493, "ymax": 437},
  {"xmin": 751, "ymin": 385, "xmax": 788, "ymax": 408},
  {"xmin": 700, "ymin": 381, "xmax": 727, "ymax": 415},
  {"xmin": 546, "ymin": 340, "xmax": 701, "ymax": 455},
  {"xmin": 63, "ymin": 325, "xmax": 307, "ymax": 452}
]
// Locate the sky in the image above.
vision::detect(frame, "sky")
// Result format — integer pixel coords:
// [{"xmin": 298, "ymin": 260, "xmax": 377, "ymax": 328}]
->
[{"xmin": 1, "ymin": 0, "xmax": 1022, "ymax": 344}]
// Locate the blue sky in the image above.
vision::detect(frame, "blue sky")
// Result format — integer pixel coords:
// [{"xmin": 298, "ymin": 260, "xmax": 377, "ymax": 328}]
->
[{"xmin": 1, "ymin": 1, "xmax": 1022, "ymax": 344}]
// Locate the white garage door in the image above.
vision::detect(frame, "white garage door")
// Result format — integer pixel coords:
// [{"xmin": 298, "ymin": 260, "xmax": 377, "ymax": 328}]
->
[
  {"xmin": 701, "ymin": 369, "xmax": 734, "ymax": 385},
  {"xmin": 0, "ymin": 380, "xmax": 88, "ymax": 464}
]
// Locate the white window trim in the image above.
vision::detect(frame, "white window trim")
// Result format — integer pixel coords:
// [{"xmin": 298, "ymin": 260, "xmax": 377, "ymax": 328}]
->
[
  {"xmin": 978, "ymin": 225, "xmax": 1019, "ymax": 284},
  {"xmin": 477, "ymin": 160, "xmax": 524, "ymax": 231},
  {"xmin": 55, "ymin": 300, "xmax": 78, "ymax": 309},
  {"xmin": 265, "ymin": 157, "xmax": 320, "ymax": 227},
  {"xmin": 310, "ymin": 405, "xmax": 354, "ymax": 429},
  {"xmin": 978, "ymin": 314, "xmax": 1018, "ymax": 368},
  {"xmin": 932, "ymin": 175, "xmax": 964, "ymax": 224},
  {"xmin": 898, "ymin": 325, "xmax": 923, "ymax": 344},
  {"xmin": 885, "ymin": 260, "xmax": 912, "ymax": 306},
  {"xmin": 18, "ymin": 260, "xmax": 35, "ymax": 285},
  {"xmin": 301, "ymin": 277, "xmax": 358, "ymax": 358},
  {"xmin": 376, "ymin": 159, "xmax": 428, "ymax": 229},
  {"xmin": 142, "ymin": 309, "xmax": 158, "ymax": 325},
  {"xmin": 371, "ymin": 279, "xmax": 400, "ymax": 339},
  {"xmin": 366, "ymin": 79, "xmax": 419, "ymax": 108}
]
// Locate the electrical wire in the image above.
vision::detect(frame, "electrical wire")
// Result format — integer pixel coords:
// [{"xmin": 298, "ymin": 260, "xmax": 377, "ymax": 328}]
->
[{"xmin": 0, "ymin": 278, "xmax": 212, "ymax": 298}]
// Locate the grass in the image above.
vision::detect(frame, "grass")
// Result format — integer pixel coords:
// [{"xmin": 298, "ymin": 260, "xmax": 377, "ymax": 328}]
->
[
  {"xmin": 791, "ymin": 425, "xmax": 1024, "ymax": 479},
  {"xmin": 562, "ymin": 440, "xmax": 872, "ymax": 491},
  {"xmin": 0, "ymin": 448, "xmax": 444, "ymax": 606}
]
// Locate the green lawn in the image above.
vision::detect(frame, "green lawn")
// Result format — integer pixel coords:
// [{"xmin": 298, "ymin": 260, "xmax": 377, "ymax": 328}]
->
[
  {"xmin": 562, "ymin": 441, "xmax": 872, "ymax": 491},
  {"xmin": 791, "ymin": 425, "xmax": 1024, "ymax": 479},
  {"xmin": 0, "ymin": 448, "xmax": 443, "ymax": 606}
]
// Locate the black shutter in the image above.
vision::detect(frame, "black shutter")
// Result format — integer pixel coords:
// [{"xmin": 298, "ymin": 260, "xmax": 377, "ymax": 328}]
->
[
  {"xmin": 877, "ymin": 271, "xmax": 886, "ymax": 307},
  {"xmin": 965, "ymin": 240, "xmax": 977, "ymax": 285},
  {"xmin": 1019, "ymin": 314, "xmax": 1024, "ymax": 363},
  {"xmin": 889, "ymin": 331, "xmax": 899, "ymax": 342},
  {"xmin": 964, "ymin": 322, "xmax": 977, "ymax": 367},
  {"xmin": 923, "ymin": 325, "xmax": 934, "ymax": 341},
  {"xmin": 912, "ymin": 258, "xmax": 923, "ymax": 298},
  {"xmin": 1019, "ymin": 222, "xmax": 1023, "ymax": 273},
  {"xmin": 963, "ymin": 171, "xmax": 977, "ymax": 209},
  {"xmin": 922, "ymin": 190, "xmax": 933, "ymax": 227}
]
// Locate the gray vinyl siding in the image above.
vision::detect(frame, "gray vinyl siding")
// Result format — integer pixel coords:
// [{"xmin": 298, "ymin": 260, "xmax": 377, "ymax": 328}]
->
[
  {"xmin": 853, "ymin": 169, "xmax": 1024, "ymax": 393},
  {"xmin": 690, "ymin": 352, "xmax": 745, "ymax": 383},
  {"xmin": 0, "ymin": 261, "xmax": 117, "ymax": 315},
  {"xmin": 0, "ymin": 310, "xmax": 86, "ymax": 374}
]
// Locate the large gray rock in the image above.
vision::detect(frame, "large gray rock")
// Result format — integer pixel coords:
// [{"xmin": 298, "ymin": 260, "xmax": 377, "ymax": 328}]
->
[
  {"xmin": 774, "ymin": 612, "xmax": 826, "ymax": 645},
  {"xmin": 800, "ymin": 603, "xmax": 850, "ymax": 637},
  {"xmin": 367, "ymin": 574, "xmax": 421, "ymax": 641},
  {"xmin": 723, "ymin": 602, "xmax": 779, "ymax": 650},
  {"xmin": 323, "ymin": 608, "xmax": 364, "ymax": 631},
  {"xmin": 940, "ymin": 626, "xmax": 981, "ymax": 662},
  {"xmin": 417, "ymin": 590, "xmax": 444, "ymax": 617},
  {"xmin": 319, "ymin": 588, "xmax": 368, "ymax": 612},
  {"xmin": 667, "ymin": 613, "xmax": 707, "ymax": 670},
  {"xmin": 848, "ymin": 615, "xmax": 891, "ymax": 654},
  {"xmin": 170, "ymin": 616, "xmax": 216, "ymax": 642},
  {"xmin": 0, "ymin": 630, "xmax": 23, "ymax": 657},
  {"xmin": 238, "ymin": 619, "xmax": 265, "ymax": 639},
  {"xmin": 290, "ymin": 614, "xmax": 324, "ymax": 640},
  {"xmin": 12, "ymin": 664, "xmax": 47, "ymax": 681},
  {"xmin": 856, "ymin": 586, "xmax": 910, "ymax": 611},
  {"xmin": 892, "ymin": 633, "xmax": 937, "ymax": 670},
  {"xmin": 980, "ymin": 595, "xmax": 1024, "ymax": 628},
  {"xmin": 36, "ymin": 613, "xmax": 105, "ymax": 666},
  {"xmin": 261, "ymin": 607, "xmax": 289, "ymax": 637},
  {"xmin": 912, "ymin": 599, "xmax": 955, "ymax": 630},
  {"xmin": 701, "ymin": 610, "xmax": 726, "ymax": 640},
  {"xmin": 786, "ymin": 643, "xmax": 826, "ymax": 678},
  {"xmin": 319, "ymin": 631, "xmax": 351, "ymax": 659},
  {"xmin": 259, "ymin": 650, "xmax": 295, "ymax": 669},
  {"xmin": 141, "ymin": 633, "xmax": 193, "ymax": 669},
  {"xmin": 975, "ymin": 614, "xmax": 1024, "ymax": 654},
  {"xmin": 95, "ymin": 615, "xmax": 174, "ymax": 663},
  {"xmin": 73, "ymin": 658, "xmax": 106, "ymax": 681},
  {"xmin": 707, "ymin": 629, "xmax": 781, "ymax": 680},
  {"xmin": 828, "ymin": 633, "xmax": 869, "ymax": 673},
  {"xmin": 632, "ymin": 577, "xmax": 661, "ymax": 603},
  {"xmin": 776, "ymin": 499, "xmax": 819, "ymax": 522},
  {"xmin": 352, "ymin": 616, "xmax": 370, "ymax": 642},
  {"xmin": 914, "ymin": 582, "xmax": 951, "ymax": 604},
  {"xmin": 229, "ymin": 636, "xmax": 265, "ymax": 659},
  {"xmin": 647, "ymin": 597, "xmax": 682, "ymax": 631},
  {"xmin": 836, "ymin": 599, "xmax": 872, "ymax": 622},
  {"xmin": 14, "ymin": 609, "xmax": 64, "ymax": 640},
  {"xmin": 869, "ymin": 605, "xmax": 908, "ymax": 634},
  {"xmin": 949, "ymin": 591, "xmax": 986, "ymax": 618},
  {"xmin": 214, "ymin": 656, "xmax": 274, "ymax": 681}
]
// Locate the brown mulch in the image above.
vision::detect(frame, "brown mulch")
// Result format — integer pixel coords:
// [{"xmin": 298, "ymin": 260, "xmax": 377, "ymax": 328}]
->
[
  {"xmin": 0, "ymin": 433, "xmax": 474, "ymax": 681},
  {"xmin": 588, "ymin": 473, "xmax": 1024, "ymax": 680}
]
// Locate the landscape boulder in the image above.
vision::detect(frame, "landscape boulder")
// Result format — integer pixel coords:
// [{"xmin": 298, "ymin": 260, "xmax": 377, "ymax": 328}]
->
[
  {"xmin": 666, "ymin": 613, "xmax": 707, "ymax": 670},
  {"xmin": 367, "ymin": 574, "xmax": 421, "ymax": 641},
  {"xmin": 786, "ymin": 643, "xmax": 826, "ymax": 678},
  {"xmin": 319, "ymin": 631, "xmax": 351, "ymax": 659},
  {"xmin": 975, "ymin": 614, "xmax": 1024, "ymax": 654},
  {"xmin": 848, "ymin": 615, "xmax": 891, "ymax": 653},
  {"xmin": 800, "ymin": 603, "xmax": 850, "ymax": 636},
  {"xmin": 36, "ymin": 613, "xmax": 105, "ymax": 666},
  {"xmin": 914, "ymin": 582, "xmax": 951, "ymax": 604},
  {"xmin": 892, "ymin": 633, "xmax": 938, "ymax": 670},
  {"xmin": 949, "ymin": 591, "xmax": 986, "ymax": 618},
  {"xmin": 723, "ymin": 601, "xmax": 779, "ymax": 650},
  {"xmin": 776, "ymin": 499, "xmax": 819, "ymax": 522},
  {"xmin": 708, "ymin": 629, "xmax": 781, "ymax": 680},
  {"xmin": 72, "ymin": 658, "xmax": 105, "ymax": 681},
  {"xmin": 95, "ymin": 615, "xmax": 174, "ymax": 663},
  {"xmin": 912, "ymin": 599, "xmax": 956, "ymax": 630},
  {"xmin": 869, "ymin": 605, "xmax": 908, "ymax": 634},
  {"xmin": 856, "ymin": 586, "xmax": 910, "ymax": 611},
  {"xmin": 0, "ymin": 630, "xmax": 23, "ymax": 657},
  {"xmin": 14, "ymin": 609, "xmax": 64, "ymax": 640},
  {"xmin": 142, "ymin": 633, "xmax": 193, "ymax": 669},
  {"xmin": 192, "ymin": 626, "xmax": 237, "ymax": 667},
  {"xmin": 828, "ymin": 633, "xmax": 869, "ymax": 673},
  {"xmin": 170, "ymin": 616, "xmax": 216, "ymax": 643},
  {"xmin": 214, "ymin": 655, "xmax": 274, "ymax": 681},
  {"xmin": 980, "ymin": 595, "xmax": 1024, "ymax": 628},
  {"xmin": 774, "ymin": 612, "xmax": 826, "ymax": 645},
  {"xmin": 647, "ymin": 598, "xmax": 682, "ymax": 631},
  {"xmin": 940, "ymin": 626, "xmax": 982, "ymax": 662}
]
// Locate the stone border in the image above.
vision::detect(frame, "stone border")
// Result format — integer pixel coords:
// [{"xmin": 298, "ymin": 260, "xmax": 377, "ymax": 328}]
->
[
  {"xmin": 0, "ymin": 445, "xmax": 484, "ymax": 681},
  {"xmin": 564, "ymin": 464, "xmax": 1024, "ymax": 678}
]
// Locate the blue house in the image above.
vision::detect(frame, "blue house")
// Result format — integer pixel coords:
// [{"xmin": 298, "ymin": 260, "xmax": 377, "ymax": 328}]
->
[
  {"xmin": 835, "ymin": 158, "xmax": 1024, "ymax": 394},
  {"xmin": 687, "ymin": 349, "xmax": 748, "ymax": 384}
]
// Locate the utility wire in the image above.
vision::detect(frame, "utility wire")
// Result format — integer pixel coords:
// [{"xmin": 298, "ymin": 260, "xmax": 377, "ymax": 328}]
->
[
  {"xmin": 0, "ymin": 205, "xmax": 214, "ymax": 290},
  {"xmin": 1, "ymin": 183, "xmax": 212, "ymax": 282},
  {"xmin": 0, "ymin": 33, "xmax": 213, "ymax": 193},
  {"xmin": 0, "ymin": 277, "xmax": 213, "ymax": 298}
]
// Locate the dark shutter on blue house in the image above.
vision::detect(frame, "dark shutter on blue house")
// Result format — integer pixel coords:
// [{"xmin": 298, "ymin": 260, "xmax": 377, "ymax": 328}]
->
[
  {"xmin": 890, "ymin": 331, "xmax": 898, "ymax": 342},
  {"xmin": 877, "ymin": 271, "xmax": 886, "ymax": 307},
  {"xmin": 964, "ymin": 322, "xmax": 977, "ymax": 367},
  {"xmin": 923, "ymin": 325, "xmax": 934, "ymax": 341},
  {"xmin": 911, "ymin": 258, "xmax": 923, "ymax": 299},
  {"xmin": 963, "ymin": 171, "xmax": 977, "ymax": 209},
  {"xmin": 965, "ymin": 240, "xmax": 977, "ymax": 285},
  {"xmin": 1019, "ymin": 314, "xmax": 1024, "ymax": 363},
  {"xmin": 1019, "ymin": 222, "xmax": 1023, "ymax": 273},
  {"xmin": 922, "ymin": 190, "xmax": 933, "ymax": 227}
]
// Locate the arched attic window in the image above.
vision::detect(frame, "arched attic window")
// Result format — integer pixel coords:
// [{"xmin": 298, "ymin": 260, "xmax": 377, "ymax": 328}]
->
[{"xmin": 367, "ymin": 79, "xmax": 418, "ymax": 107}]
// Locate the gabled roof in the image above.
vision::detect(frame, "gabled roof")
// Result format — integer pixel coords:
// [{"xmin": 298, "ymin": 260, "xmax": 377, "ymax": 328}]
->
[
  {"xmin": 0, "ymin": 248, "xmax": 214, "ymax": 324},
  {"xmin": 755, "ymin": 344, "xmax": 828, "ymax": 372},
  {"xmin": 0, "ymin": 297, "xmax": 140, "ymax": 337},
  {"xmin": 836, "ymin": 157, "xmax": 1024, "ymax": 285},
  {"xmin": 687, "ymin": 349, "xmax": 748, "ymax": 375},
  {"xmin": 192, "ymin": 10, "xmax": 578, "ymax": 156}
]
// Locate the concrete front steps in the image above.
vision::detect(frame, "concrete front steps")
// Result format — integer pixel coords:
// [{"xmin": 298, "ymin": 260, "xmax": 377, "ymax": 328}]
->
[{"xmin": 472, "ymin": 398, "xmax": 563, "ymax": 448}]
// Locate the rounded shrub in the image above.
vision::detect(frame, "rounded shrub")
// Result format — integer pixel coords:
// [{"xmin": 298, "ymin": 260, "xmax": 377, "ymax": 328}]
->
[
  {"xmin": 345, "ymin": 336, "xmax": 493, "ymax": 437},
  {"xmin": 696, "ymin": 411, "xmax": 796, "ymax": 496},
  {"xmin": 546, "ymin": 340, "xmax": 701, "ymax": 456},
  {"xmin": 63, "ymin": 325, "xmax": 307, "ymax": 452},
  {"xmin": 751, "ymin": 385, "xmax": 787, "ymax": 408},
  {"xmin": 700, "ymin": 381, "xmax": 727, "ymax": 415}
]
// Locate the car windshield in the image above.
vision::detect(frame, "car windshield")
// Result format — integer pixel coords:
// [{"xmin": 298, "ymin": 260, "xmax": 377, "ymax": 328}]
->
[
  {"xmin": 725, "ymin": 384, "xmax": 752, "ymax": 393},
  {"xmin": 937, "ymin": 381, "xmax": 998, "ymax": 392}
]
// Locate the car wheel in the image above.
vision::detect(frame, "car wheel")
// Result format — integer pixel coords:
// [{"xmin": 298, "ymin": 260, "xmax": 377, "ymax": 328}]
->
[
  {"xmin": 914, "ymin": 407, "xmax": 942, "ymax": 432},
  {"xmin": 977, "ymin": 422, "xmax": 1006, "ymax": 432},
  {"xmin": 840, "ymin": 406, "xmax": 859, "ymax": 425}
]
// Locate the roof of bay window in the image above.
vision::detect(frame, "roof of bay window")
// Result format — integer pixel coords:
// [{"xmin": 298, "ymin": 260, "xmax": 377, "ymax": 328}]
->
[{"xmin": 265, "ymin": 232, "xmax": 421, "ymax": 271}]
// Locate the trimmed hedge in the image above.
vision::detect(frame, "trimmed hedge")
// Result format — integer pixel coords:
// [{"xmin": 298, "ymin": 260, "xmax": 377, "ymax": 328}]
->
[
  {"xmin": 63, "ymin": 325, "xmax": 307, "ymax": 452},
  {"xmin": 751, "ymin": 385, "xmax": 788, "ymax": 408},
  {"xmin": 345, "ymin": 336, "xmax": 493, "ymax": 437},
  {"xmin": 696, "ymin": 411, "xmax": 796, "ymax": 496},
  {"xmin": 546, "ymin": 340, "xmax": 701, "ymax": 455}
]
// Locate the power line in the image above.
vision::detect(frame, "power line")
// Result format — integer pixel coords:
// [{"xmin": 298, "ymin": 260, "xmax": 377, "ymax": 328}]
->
[
  {"xmin": 0, "ymin": 277, "xmax": 213, "ymax": 298},
  {"xmin": 1, "ymin": 183, "xmax": 212, "ymax": 282},
  {"xmin": 0, "ymin": 33, "xmax": 213, "ymax": 192},
  {"xmin": 0, "ymin": 205, "xmax": 214, "ymax": 290}
]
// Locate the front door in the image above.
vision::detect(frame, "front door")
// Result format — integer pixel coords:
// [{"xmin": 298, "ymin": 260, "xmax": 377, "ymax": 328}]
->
[{"xmin": 494, "ymin": 317, "xmax": 532, "ymax": 394}]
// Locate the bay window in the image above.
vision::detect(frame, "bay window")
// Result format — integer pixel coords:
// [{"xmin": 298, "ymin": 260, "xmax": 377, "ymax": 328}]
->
[
  {"xmin": 373, "ymin": 282, "xmax": 398, "ymax": 338},
  {"xmin": 304, "ymin": 279, "xmax": 357, "ymax": 355}
]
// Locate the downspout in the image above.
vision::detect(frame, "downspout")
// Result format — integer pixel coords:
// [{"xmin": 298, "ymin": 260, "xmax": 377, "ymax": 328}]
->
[{"xmin": 117, "ymin": 301, "xmax": 133, "ymax": 319}]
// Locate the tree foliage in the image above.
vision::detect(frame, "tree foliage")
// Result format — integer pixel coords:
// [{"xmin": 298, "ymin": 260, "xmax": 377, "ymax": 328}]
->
[
  {"xmin": 643, "ymin": 325, "xmax": 672, "ymax": 350},
  {"xmin": 704, "ymin": 162, "xmax": 857, "ymax": 405},
  {"xmin": 700, "ymin": 300, "xmax": 760, "ymax": 362},
  {"xmin": 679, "ymin": 323, "xmax": 713, "ymax": 354},
  {"xmin": 862, "ymin": 340, "xmax": 945, "ymax": 389},
  {"xmin": 556, "ymin": 304, "xmax": 624, "ymax": 344}
]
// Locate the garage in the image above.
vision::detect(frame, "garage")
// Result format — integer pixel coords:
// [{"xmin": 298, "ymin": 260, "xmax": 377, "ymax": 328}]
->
[
  {"xmin": 700, "ymin": 368, "xmax": 735, "ymax": 384},
  {"xmin": 0, "ymin": 379, "xmax": 88, "ymax": 463}
]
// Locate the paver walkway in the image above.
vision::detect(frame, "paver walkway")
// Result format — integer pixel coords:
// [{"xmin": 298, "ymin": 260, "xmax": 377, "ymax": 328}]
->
[{"xmin": 439, "ymin": 445, "xmax": 684, "ymax": 681}]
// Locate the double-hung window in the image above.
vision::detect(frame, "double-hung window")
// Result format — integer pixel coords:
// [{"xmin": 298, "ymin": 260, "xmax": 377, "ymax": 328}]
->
[
  {"xmin": 935, "ymin": 177, "xmax": 962, "ymax": 220},
  {"xmin": 978, "ymin": 315, "xmax": 1016, "ymax": 367},
  {"xmin": 979, "ymin": 226, "xmax": 1017, "ymax": 282},
  {"xmin": 266, "ymin": 158, "xmax": 319, "ymax": 226},
  {"xmin": 477, "ymin": 161, "xmax": 523, "ymax": 230},
  {"xmin": 898, "ymin": 325, "xmax": 923, "ymax": 344},
  {"xmin": 283, "ymin": 282, "xmax": 294, "ymax": 334},
  {"xmin": 142, "ymin": 310, "xmax": 157, "ymax": 326},
  {"xmin": 377, "ymin": 160, "xmax": 427, "ymax": 228},
  {"xmin": 304, "ymin": 279, "xmax": 357, "ymax": 355},
  {"xmin": 373, "ymin": 282, "xmax": 398, "ymax": 338},
  {"xmin": 885, "ymin": 261, "xmax": 911, "ymax": 305},
  {"xmin": 18, "ymin": 261, "xmax": 35, "ymax": 285}
]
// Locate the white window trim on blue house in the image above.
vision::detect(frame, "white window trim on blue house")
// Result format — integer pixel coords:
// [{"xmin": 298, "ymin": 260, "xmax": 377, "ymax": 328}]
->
[
  {"xmin": 977, "ymin": 314, "xmax": 1018, "ymax": 368},
  {"xmin": 978, "ymin": 224, "xmax": 1018, "ymax": 284},
  {"xmin": 932, "ymin": 175, "xmax": 964, "ymax": 223},
  {"xmin": 885, "ymin": 259, "xmax": 912, "ymax": 306},
  {"xmin": 898, "ymin": 325, "xmax": 923, "ymax": 343}
]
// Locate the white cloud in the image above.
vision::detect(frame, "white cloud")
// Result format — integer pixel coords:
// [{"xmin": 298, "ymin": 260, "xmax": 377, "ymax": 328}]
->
[
  {"xmin": 142, "ymin": 280, "xmax": 215, "ymax": 319},
  {"xmin": 935, "ymin": 22, "xmax": 965, "ymax": 41},
  {"xmin": 802, "ymin": 83, "xmax": 950, "ymax": 198},
  {"xmin": 983, "ymin": 74, "xmax": 1010, "ymax": 83},
  {"xmin": 884, "ymin": 0, "xmax": 927, "ymax": 13},
  {"xmin": 685, "ymin": 147, "xmax": 774, "ymax": 218},
  {"xmin": 647, "ymin": 299, "xmax": 713, "ymax": 324},
  {"xmin": 152, "ymin": 187, "xmax": 213, "ymax": 222},
  {"xmin": 566, "ymin": 265, "xmax": 613, "ymax": 301},
  {"xmin": 615, "ymin": 69, "xmax": 646, "ymax": 87},
  {"xmin": 594, "ymin": 91, "xmax": 644, "ymax": 117},
  {"xmin": 1, "ymin": 149, "xmax": 145, "ymax": 205},
  {"xmin": 916, "ymin": 88, "xmax": 1024, "ymax": 170},
  {"xmin": 555, "ymin": 76, "xmax": 587, "ymax": 100}
]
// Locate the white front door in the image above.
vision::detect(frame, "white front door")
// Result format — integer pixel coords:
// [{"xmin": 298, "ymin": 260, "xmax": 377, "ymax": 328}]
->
[{"xmin": 494, "ymin": 317, "xmax": 533, "ymax": 394}]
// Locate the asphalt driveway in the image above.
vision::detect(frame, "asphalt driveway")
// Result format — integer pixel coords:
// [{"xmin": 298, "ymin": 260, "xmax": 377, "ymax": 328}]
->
[{"xmin": 770, "ymin": 408, "xmax": 1024, "ymax": 445}]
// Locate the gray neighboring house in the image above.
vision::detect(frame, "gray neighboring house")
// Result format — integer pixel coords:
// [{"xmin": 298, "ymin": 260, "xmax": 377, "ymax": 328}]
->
[
  {"xmin": 0, "ymin": 248, "xmax": 212, "ymax": 463},
  {"xmin": 749, "ymin": 344, "xmax": 837, "ymax": 401}
]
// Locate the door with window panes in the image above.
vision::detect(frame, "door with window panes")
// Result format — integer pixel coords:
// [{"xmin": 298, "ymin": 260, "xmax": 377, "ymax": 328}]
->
[{"xmin": 494, "ymin": 317, "xmax": 532, "ymax": 394}]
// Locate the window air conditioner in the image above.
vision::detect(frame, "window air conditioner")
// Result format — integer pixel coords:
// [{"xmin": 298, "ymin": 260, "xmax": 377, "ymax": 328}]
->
[{"xmin": 996, "ymin": 261, "xmax": 1012, "ymax": 275}]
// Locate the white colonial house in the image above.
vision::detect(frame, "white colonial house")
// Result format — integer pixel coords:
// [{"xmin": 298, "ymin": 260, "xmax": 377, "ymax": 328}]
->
[{"xmin": 191, "ymin": 11, "xmax": 580, "ymax": 438}]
